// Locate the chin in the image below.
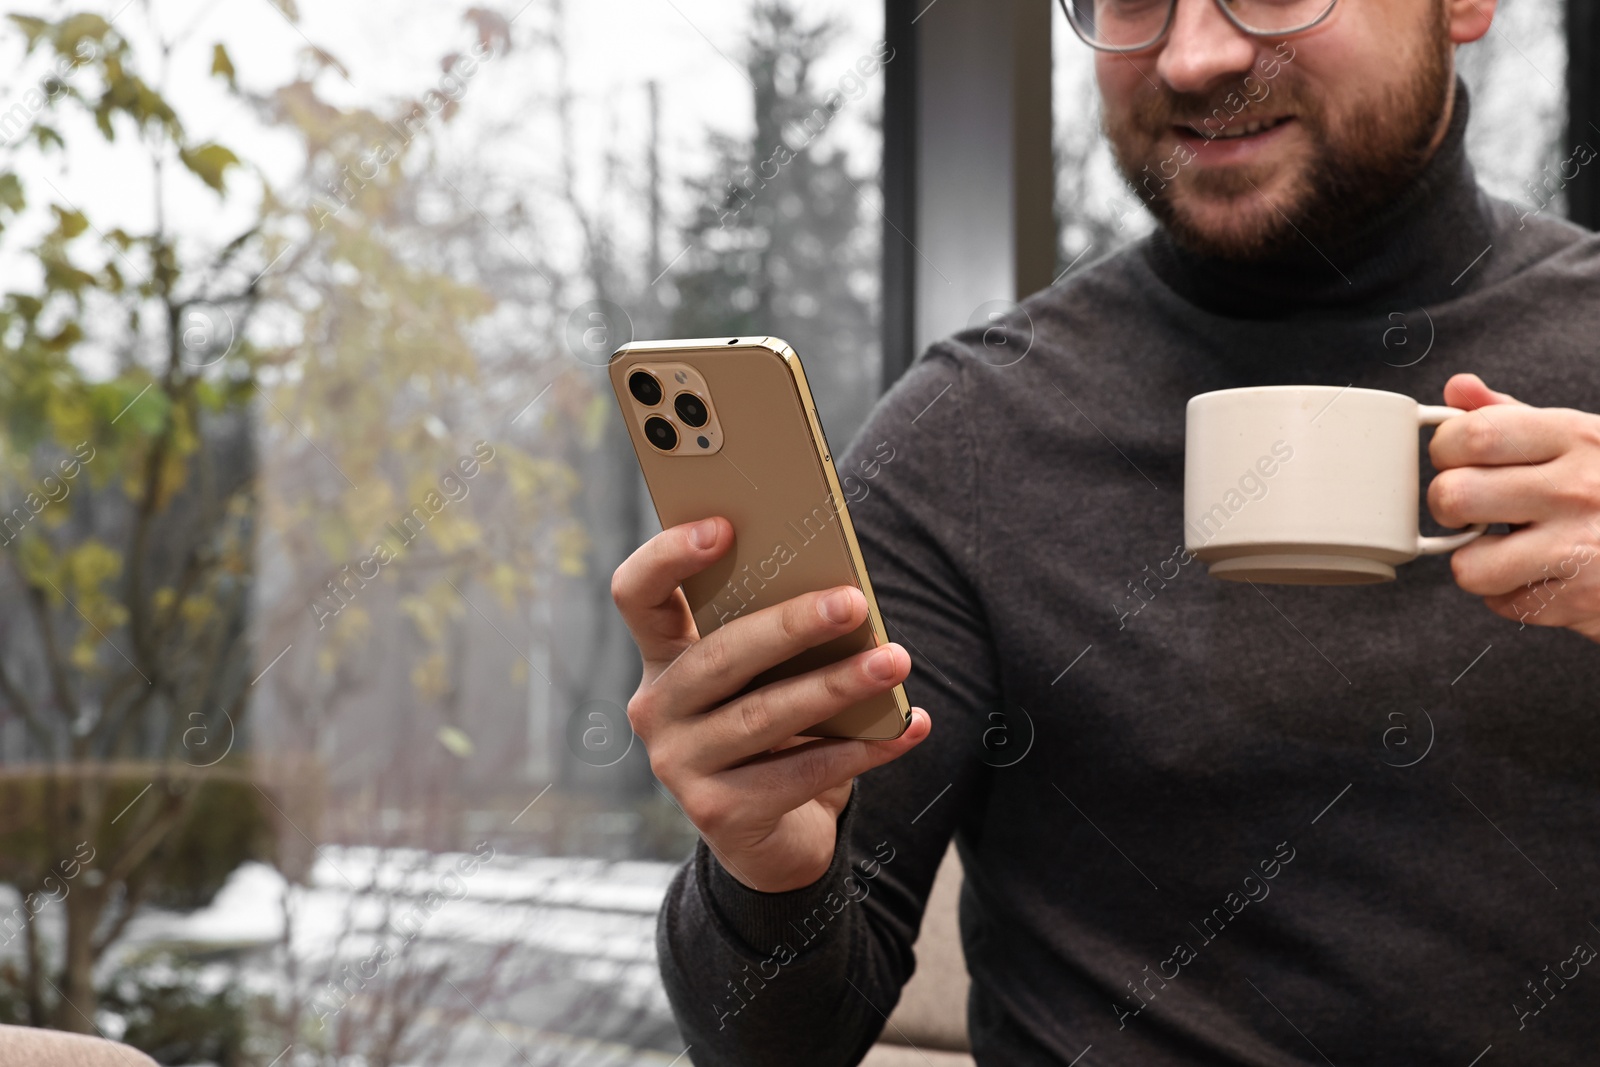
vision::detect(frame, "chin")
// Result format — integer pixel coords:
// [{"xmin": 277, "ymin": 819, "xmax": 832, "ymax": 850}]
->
[{"xmin": 1156, "ymin": 173, "xmax": 1310, "ymax": 261}]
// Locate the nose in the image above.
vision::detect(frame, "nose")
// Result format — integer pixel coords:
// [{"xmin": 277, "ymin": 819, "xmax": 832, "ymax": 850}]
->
[{"xmin": 1154, "ymin": 0, "xmax": 1260, "ymax": 95}]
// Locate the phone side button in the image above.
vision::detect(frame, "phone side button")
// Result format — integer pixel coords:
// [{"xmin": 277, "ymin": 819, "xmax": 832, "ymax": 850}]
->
[{"xmin": 811, "ymin": 407, "xmax": 833, "ymax": 459}]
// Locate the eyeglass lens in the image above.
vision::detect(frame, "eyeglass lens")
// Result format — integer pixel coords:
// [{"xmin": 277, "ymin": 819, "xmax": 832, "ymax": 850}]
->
[{"xmin": 1066, "ymin": 0, "xmax": 1336, "ymax": 51}]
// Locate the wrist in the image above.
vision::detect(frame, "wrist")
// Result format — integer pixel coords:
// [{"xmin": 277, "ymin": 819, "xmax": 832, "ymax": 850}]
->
[{"xmin": 698, "ymin": 794, "xmax": 859, "ymax": 955}]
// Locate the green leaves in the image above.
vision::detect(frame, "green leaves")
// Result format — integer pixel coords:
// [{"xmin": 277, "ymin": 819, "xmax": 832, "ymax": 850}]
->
[
  {"xmin": 40, "ymin": 250, "xmax": 96, "ymax": 295},
  {"xmin": 95, "ymin": 71, "xmax": 182, "ymax": 142},
  {"xmin": 0, "ymin": 174, "xmax": 25, "ymax": 215},
  {"xmin": 32, "ymin": 125, "xmax": 65, "ymax": 152},
  {"xmin": 52, "ymin": 203, "xmax": 88, "ymax": 238},
  {"xmin": 7, "ymin": 14, "xmax": 51, "ymax": 49},
  {"xmin": 92, "ymin": 377, "xmax": 168, "ymax": 436},
  {"xmin": 210, "ymin": 44, "xmax": 236, "ymax": 89},
  {"xmin": 0, "ymin": 173, "xmax": 24, "ymax": 237},
  {"xmin": 178, "ymin": 142, "xmax": 240, "ymax": 194},
  {"xmin": 54, "ymin": 13, "xmax": 112, "ymax": 52}
]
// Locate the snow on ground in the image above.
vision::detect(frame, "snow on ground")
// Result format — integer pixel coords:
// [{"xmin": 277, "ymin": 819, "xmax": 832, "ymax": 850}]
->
[
  {"xmin": 124, "ymin": 847, "xmax": 680, "ymax": 969},
  {"xmin": 94, "ymin": 847, "xmax": 691, "ymax": 1061}
]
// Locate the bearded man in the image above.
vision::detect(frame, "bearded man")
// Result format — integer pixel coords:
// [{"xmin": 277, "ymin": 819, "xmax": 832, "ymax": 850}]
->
[{"xmin": 613, "ymin": 0, "xmax": 1600, "ymax": 1062}]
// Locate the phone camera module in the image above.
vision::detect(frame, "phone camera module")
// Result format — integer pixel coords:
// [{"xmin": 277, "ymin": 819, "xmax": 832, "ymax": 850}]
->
[
  {"xmin": 643, "ymin": 415, "xmax": 678, "ymax": 451},
  {"xmin": 628, "ymin": 370, "xmax": 664, "ymax": 406},
  {"xmin": 674, "ymin": 392, "xmax": 710, "ymax": 427}
]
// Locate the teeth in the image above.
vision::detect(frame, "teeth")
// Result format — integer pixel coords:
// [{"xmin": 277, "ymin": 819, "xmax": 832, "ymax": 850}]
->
[{"xmin": 1210, "ymin": 117, "xmax": 1280, "ymax": 140}]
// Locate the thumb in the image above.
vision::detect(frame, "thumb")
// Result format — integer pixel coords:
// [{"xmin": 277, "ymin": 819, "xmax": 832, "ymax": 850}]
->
[{"xmin": 1443, "ymin": 373, "xmax": 1524, "ymax": 412}]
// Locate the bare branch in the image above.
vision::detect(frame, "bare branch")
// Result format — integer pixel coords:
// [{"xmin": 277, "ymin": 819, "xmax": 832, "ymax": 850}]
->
[
  {"xmin": 18, "ymin": 578, "xmax": 80, "ymax": 738},
  {"xmin": 0, "ymin": 652, "xmax": 53, "ymax": 753}
]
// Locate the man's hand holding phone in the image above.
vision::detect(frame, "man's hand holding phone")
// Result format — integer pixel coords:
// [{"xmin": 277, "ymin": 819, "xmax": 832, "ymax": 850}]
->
[{"xmin": 613, "ymin": 516, "xmax": 933, "ymax": 894}]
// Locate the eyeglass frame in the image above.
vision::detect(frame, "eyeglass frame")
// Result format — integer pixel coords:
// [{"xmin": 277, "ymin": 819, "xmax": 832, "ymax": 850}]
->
[{"xmin": 1056, "ymin": 0, "xmax": 1340, "ymax": 54}]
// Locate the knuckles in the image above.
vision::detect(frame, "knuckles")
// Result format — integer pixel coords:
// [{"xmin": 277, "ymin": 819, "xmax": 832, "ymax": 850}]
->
[
  {"xmin": 626, "ymin": 689, "xmax": 659, "ymax": 734},
  {"xmin": 820, "ymin": 658, "xmax": 860, "ymax": 704},
  {"xmin": 1448, "ymin": 540, "xmax": 1509, "ymax": 596},
  {"xmin": 1449, "ymin": 546, "xmax": 1485, "ymax": 593},
  {"xmin": 1574, "ymin": 410, "xmax": 1600, "ymax": 452},
  {"xmin": 737, "ymin": 691, "xmax": 774, "ymax": 741},
  {"xmin": 695, "ymin": 631, "xmax": 734, "ymax": 689},
  {"xmin": 646, "ymin": 740, "xmax": 673, "ymax": 787},
  {"xmin": 1459, "ymin": 417, "xmax": 1503, "ymax": 462},
  {"xmin": 1553, "ymin": 465, "xmax": 1600, "ymax": 512},
  {"xmin": 645, "ymin": 727, "xmax": 700, "ymax": 799},
  {"xmin": 681, "ymin": 784, "xmax": 731, "ymax": 835},
  {"xmin": 1427, "ymin": 470, "xmax": 1471, "ymax": 527},
  {"xmin": 779, "ymin": 595, "xmax": 817, "ymax": 643},
  {"xmin": 793, "ymin": 743, "xmax": 837, "ymax": 798},
  {"xmin": 609, "ymin": 564, "xmax": 633, "ymax": 611}
]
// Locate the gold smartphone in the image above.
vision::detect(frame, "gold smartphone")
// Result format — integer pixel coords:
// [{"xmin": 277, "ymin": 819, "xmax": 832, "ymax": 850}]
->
[{"xmin": 609, "ymin": 336, "xmax": 911, "ymax": 741}]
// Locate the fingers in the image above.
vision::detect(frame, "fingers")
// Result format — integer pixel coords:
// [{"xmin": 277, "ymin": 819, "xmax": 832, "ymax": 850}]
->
[
  {"xmin": 712, "ymin": 707, "xmax": 932, "ymax": 822},
  {"xmin": 1442, "ymin": 372, "xmax": 1524, "ymax": 412},
  {"xmin": 1449, "ymin": 527, "xmax": 1599, "ymax": 598},
  {"xmin": 1430, "ymin": 405, "xmax": 1577, "ymax": 469},
  {"xmin": 644, "ymin": 584, "xmax": 872, "ymax": 721},
  {"xmin": 1428, "ymin": 464, "xmax": 1560, "ymax": 528},
  {"xmin": 1483, "ymin": 579, "xmax": 1600, "ymax": 634},
  {"xmin": 612, "ymin": 517, "xmax": 732, "ymax": 663},
  {"xmin": 679, "ymin": 642, "xmax": 912, "ymax": 773}
]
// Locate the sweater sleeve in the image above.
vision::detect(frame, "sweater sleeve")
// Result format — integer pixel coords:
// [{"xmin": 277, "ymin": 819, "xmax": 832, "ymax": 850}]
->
[{"xmin": 654, "ymin": 347, "xmax": 1000, "ymax": 1067}]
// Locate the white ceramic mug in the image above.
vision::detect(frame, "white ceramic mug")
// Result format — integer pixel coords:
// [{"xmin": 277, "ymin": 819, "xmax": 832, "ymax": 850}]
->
[{"xmin": 1184, "ymin": 386, "xmax": 1488, "ymax": 585}]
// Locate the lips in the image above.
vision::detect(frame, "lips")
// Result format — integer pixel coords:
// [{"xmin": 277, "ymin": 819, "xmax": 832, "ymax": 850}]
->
[{"xmin": 1176, "ymin": 115, "xmax": 1294, "ymax": 141}]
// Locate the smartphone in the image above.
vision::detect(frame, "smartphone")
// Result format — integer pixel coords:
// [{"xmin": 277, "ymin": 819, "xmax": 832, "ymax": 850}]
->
[{"xmin": 609, "ymin": 336, "xmax": 911, "ymax": 741}]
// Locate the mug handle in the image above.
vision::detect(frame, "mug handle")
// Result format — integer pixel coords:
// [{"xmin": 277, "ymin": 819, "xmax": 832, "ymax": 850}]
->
[{"xmin": 1416, "ymin": 405, "xmax": 1489, "ymax": 556}]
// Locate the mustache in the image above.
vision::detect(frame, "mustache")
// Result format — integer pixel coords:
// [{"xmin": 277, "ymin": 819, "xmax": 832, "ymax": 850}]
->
[
  {"xmin": 1127, "ymin": 76, "xmax": 1303, "ymax": 133},
  {"xmin": 1139, "ymin": 87, "xmax": 1299, "ymax": 131}
]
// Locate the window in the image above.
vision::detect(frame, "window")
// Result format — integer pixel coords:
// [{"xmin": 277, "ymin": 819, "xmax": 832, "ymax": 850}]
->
[
  {"xmin": 1050, "ymin": 0, "xmax": 1572, "ymax": 275},
  {"xmin": 0, "ymin": 0, "xmax": 883, "ymax": 1059}
]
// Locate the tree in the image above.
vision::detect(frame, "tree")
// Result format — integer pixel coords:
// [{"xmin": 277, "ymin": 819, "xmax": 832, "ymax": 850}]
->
[
  {"xmin": 0, "ymin": 3, "xmax": 577, "ymax": 1039},
  {"xmin": 0, "ymin": 9, "xmax": 263, "ymax": 1032},
  {"xmin": 670, "ymin": 0, "xmax": 880, "ymax": 446}
]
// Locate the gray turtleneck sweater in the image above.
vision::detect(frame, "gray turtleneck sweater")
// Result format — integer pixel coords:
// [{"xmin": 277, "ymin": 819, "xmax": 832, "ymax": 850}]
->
[{"xmin": 655, "ymin": 85, "xmax": 1600, "ymax": 1065}]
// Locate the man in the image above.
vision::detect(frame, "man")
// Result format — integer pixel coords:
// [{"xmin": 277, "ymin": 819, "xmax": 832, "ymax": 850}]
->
[{"xmin": 612, "ymin": 0, "xmax": 1600, "ymax": 1061}]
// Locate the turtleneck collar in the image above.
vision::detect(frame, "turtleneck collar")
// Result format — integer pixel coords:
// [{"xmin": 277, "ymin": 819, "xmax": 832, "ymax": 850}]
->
[{"xmin": 1141, "ymin": 77, "xmax": 1495, "ymax": 319}]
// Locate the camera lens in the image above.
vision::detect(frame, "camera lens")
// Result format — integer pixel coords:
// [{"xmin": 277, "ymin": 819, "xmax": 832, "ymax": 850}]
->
[
  {"xmin": 643, "ymin": 415, "xmax": 678, "ymax": 451},
  {"xmin": 628, "ymin": 371, "xmax": 663, "ymax": 406},
  {"xmin": 674, "ymin": 392, "xmax": 709, "ymax": 427}
]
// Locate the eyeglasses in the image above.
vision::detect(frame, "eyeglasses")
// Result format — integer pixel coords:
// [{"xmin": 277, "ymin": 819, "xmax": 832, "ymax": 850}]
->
[{"xmin": 1058, "ymin": 0, "xmax": 1338, "ymax": 53}]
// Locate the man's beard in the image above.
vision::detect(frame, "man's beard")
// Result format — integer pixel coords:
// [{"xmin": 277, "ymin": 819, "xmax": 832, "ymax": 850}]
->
[{"xmin": 1104, "ymin": 19, "xmax": 1453, "ymax": 262}]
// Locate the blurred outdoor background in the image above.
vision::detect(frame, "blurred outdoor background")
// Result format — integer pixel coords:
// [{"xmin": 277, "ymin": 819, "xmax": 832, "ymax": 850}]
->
[{"xmin": 0, "ymin": 0, "xmax": 1570, "ymax": 1063}]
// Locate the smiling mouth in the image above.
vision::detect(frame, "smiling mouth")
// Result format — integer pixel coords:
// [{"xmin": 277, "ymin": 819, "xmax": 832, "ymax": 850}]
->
[{"xmin": 1176, "ymin": 115, "xmax": 1294, "ymax": 141}]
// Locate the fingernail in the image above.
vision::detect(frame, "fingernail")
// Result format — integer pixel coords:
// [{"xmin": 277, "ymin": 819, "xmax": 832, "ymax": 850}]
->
[
  {"xmin": 688, "ymin": 519, "xmax": 717, "ymax": 550},
  {"xmin": 865, "ymin": 646, "xmax": 899, "ymax": 681},
  {"xmin": 819, "ymin": 588, "xmax": 856, "ymax": 624}
]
